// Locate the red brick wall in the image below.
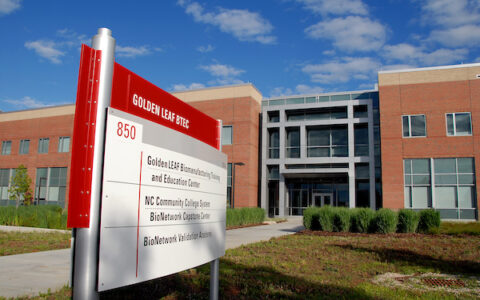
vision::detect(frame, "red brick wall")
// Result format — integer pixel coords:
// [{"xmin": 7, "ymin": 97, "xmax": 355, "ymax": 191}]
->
[
  {"xmin": 380, "ymin": 79, "xmax": 480, "ymax": 215},
  {"xmin": 0, "ymin": 115, "xmax": 74, "ymax": 205},
  {"xmin": 188, "ymin": 97, "xmax": 260, "ymax": 207}
]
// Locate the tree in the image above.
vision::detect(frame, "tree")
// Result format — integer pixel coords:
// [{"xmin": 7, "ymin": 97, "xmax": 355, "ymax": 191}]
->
[{"xmin": 8, "ymin": 164, "xmax": 33, "ymax": 208}]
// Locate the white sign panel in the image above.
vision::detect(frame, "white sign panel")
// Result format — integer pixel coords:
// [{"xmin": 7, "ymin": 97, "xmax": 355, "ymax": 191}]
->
[{"xmin": 98, "ymin": 108, "xmax": 227, "ymax": 291}]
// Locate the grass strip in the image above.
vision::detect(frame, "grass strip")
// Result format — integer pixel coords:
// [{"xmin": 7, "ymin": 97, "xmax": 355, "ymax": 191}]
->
[{"xmin": 0, "ymin": 231, "xmax": 71, "ymax": 256}]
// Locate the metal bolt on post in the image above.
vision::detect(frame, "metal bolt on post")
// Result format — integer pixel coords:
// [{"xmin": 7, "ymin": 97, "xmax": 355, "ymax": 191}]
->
[{"xmin": 72, "ymin": 28, "xmax": 116, "ymax": 300}]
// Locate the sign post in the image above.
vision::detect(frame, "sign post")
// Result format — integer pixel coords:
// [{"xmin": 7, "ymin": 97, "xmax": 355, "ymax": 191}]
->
[{"xmin": 68, "ymin": 28, "xmax": 226, "ymax": 299}]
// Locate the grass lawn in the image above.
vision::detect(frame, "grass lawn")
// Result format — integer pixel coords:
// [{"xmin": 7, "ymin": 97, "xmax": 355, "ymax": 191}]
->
[
  {"xmin": 0, "ymin": 231, "xmax": 71, "ymax": 256},
  {"xmin": 27, "ymin": 230, "xmax": 477, "ymax": 300}
]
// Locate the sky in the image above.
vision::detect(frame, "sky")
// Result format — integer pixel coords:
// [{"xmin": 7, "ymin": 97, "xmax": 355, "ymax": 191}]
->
[{"xmin": 1, "ymin": 0, "xmax": 480, "ymax": 112}]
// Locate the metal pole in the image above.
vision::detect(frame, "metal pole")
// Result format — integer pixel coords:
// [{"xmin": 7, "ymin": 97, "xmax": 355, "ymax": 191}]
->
[
  {"xmin": 72, "ymin": 28, "xmax": 115, "ymax": 300},
  {"xmin": 209, "ymin": 119, "xmax": 222, "ymax": 300},
  {"xmin": 210, "ymin": 258, "xmax": 219, "ymax": 300}
]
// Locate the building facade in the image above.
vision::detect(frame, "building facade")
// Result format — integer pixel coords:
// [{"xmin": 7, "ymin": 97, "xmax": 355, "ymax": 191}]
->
[
  {"xmin": 260, "ymin": 91, "xmax": 381, "ymax": 216},
  {"xmin": 379, "ymin": 64, "xmax": 480, "ymax": 220},
  {"xmin": 0, "ymin": 105, "xmax": 74, "ymax": 207},
  {"xmin": 0, "ymin": 84, "xmax": 261, "ymax": 209}
]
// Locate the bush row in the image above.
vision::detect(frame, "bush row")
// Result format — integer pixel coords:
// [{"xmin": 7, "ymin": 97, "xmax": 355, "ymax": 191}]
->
[
  {"xmin": 0, "ymin": 205, "xmax": 68, "ymax": 229},
  {"xmin": 303, "ymin": 206, "xmax": 440, "ymax": 234},
  {"xmin": 226, "ymin": 207, "xmax": 265, "ymax": 227}
]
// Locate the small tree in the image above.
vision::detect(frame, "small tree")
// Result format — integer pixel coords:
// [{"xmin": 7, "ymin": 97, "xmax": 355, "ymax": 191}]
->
[{"xmin": 8, "ymin": 165, "xmax": 33, "ymax": 208}]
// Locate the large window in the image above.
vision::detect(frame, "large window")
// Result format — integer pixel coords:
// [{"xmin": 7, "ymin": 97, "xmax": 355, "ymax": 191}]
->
[
  {"xmin": 19, "ymin": 139, "xmax": 30, "ymax": 154},
  {"xmin": 286, "ymin": 107, "xmax": 347, "ymax": 122},
  {"xmin": 38, "ymin": 138, "xmax": 49, "ymax": 154},
  {"xmin": 286, "ymin": 127, "xmax": 300, "ymax": 158},
  {"xmin": 434, "ymin": 158, "xmax": 475, "ymax": 219},
  {"xmin": 402, "ymin": 115, "xmax": 426, "ymax": 137},
  {"xmin": 268, "ymin": 128, "xmax": 279, "ymax": 159},
  {"xmin": 446, "ymin": 113, "xmax": 472, "ymax": 136},
  {"xmin": 227, "ymin": 163, "xmax": 232, "ymax": 207},
  {"xmin": 1, "ymin": 141, "xmax": 11, "ymax": 155},
  {"xmin": 221, "ymin": 126, "xmax": 233, "ymax": 145},
  {"xmin": 307, "ymin": 125, "xmax": 348, "ymax": 157},
  {"xmin": 354, "ymin": 124, "xmax": 369, "ymax": 156},
  {"xmin": 58, "ymin": 137, "xmax": 70, "ymax": 153},
  {"xmin": 35, "ymin": 167, "xmax": 67, "ymax": 207},
  {"xmin": 0, "ymin": 169, "xmax": 12, "ymax": 203},
  {"xmin": 404, "ymin": 159, "xmax": 431, "ymax": 208}
]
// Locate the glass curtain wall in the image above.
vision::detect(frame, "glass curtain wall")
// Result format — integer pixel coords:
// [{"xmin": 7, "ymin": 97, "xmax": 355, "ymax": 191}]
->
[{"xmin": 307, "ymin": 125, "xmax": 348, "ymax": 157}]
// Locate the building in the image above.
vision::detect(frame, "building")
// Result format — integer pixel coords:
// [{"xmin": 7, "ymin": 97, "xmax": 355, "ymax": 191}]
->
[
  {"xmin": 0, "ymin": 84, "xmax": 262, "ymax": 209},
  {"xmin": 379, "ymin": 63, "xmax": 480, "ymax": 220},
  {"xmin": 260, "ymin": 91, "xmax": 381, "ymax": 216},
  {"xmin": 0, "ymin": 105, "xmax": 74, "ymax": 206},
  {"xmin": 1, "ymin": 63, "xmax": 479, "ymax": 220}
]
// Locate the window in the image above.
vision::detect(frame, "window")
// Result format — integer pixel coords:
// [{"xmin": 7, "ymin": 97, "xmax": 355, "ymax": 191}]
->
[
  {"xmin": 307, "ymin": 125, "xmax": 348, "ymax": 157},
  {"xmin": 354, "ymin": 125, "xmax": 369, "ymax": 156},
  {"xmin": 227, "ymin": 163, "xmax": 232, "ymax": 207},
  {"xmin": 19, "ymin": 139, "xmax": 30, "ymax": 154},
  {"xmin": 1, "ymin": 141, "xmax": 11, "ymax": 155},
  {"xmin": 402, "ymin": 115, "xmax": 426, "ymax": 137},
  {"xmin": 58, "ymin": 137, "xmax": 70, "ymax": 153},
  {"xmin": 221, "ymin": 126, "xmax": 232, "ymax": 145},
  {"xmin": 268, "ymin": 129, "xmax": 279, "ymax": 159},
  {"xmin": 434, "ymin": 158, "xmax": 475, "ymax": 219},
  {"xmin": 286, "ymin": 127, "xmax": 300, "ymax": 158},
  {"xmin": 38, "ymin": 138, "xmax": 49, "ymax": 153},
  {"xmin": 34, "ymin": 167, "xmax": 67, "ymax": 207},
  {"xmin": 268, "ymin": 111, "xmax": 279, "ymax": 123},
  {"xmin": 267, "ymin": 165, "xmax": 279, "ymax": 180},
  {"xmin": 404, "ymin": 159, "xmax": 431, "ymax": 209},
  {"xmin": 0, "ymin": 169, "xmax": 11, "ymax": 202},
  {"xmin": 354, "ymin": 105, "xmax": 368, "ymax": 118},
  {"xmin": 446, "ymin": 113, "xmax": 472, "ymax": 136}
]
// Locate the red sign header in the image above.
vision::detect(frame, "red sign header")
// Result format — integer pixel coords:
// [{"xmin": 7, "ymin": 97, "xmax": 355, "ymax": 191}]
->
[{"xmin": 110, "ymin": 63, "xmax": 220, "ymax": 149}]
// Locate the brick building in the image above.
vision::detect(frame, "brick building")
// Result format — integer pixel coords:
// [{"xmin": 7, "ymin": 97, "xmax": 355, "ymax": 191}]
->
[
  {"xmin": 379, "ymin": 63, "xmax": 480, "ymax": 220},
  {"xmin": 0, "ymin": 84, "xmax": 262, "ymax": 209}
]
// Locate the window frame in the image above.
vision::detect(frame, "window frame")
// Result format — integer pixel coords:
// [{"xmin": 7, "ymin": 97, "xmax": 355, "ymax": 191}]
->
[
  {"xmin": 1, "ymin": 141, "xmax": 12, "ymax": 155},
  {"xmin": 221, "ymin": 125, "xmax": 233, "ymax": 146},
  {"xmin": 19, "ymin": 139, "xmax": 30, "ymax": 155},
  {"xmin": 58, "ymin": 136, "xmax": 70, "ymax": 153},
  {"xmin": 402, "ymin": 114, "xmax": 426, "ymax": 138},
  {"xmin": 38, "ymin": 138, "xmax": 49, "ymax": 154},
  {"xmin": 445, "ymin": 112, "xmax": 472, "ymax": 136}
]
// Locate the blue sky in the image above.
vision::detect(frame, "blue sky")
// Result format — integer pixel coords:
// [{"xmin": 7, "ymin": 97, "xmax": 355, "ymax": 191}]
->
[{"xmin": 1, "ymin": 0, "xmax": 480, "ymax": 111}]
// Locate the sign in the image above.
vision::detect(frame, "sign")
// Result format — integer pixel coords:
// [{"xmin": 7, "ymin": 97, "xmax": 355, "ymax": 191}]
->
[{"xmin": 97, "ymin": 108, "xmax": 227, "ymax": 291}]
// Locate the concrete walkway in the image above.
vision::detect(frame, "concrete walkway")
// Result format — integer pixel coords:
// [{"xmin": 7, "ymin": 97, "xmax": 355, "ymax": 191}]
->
[{"xmin": 0, "ymin": 217, "xmax": 304, "ymax": 298}]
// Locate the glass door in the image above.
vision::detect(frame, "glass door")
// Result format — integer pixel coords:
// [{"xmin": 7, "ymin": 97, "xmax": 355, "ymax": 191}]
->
[{"xmin": 312, "ymin": 193, "xmax": 334, "ymax": 207}]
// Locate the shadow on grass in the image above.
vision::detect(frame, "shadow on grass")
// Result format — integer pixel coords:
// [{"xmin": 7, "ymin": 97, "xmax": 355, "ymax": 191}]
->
[
  {"xmin": 334, "ymin": 244, "xmax": 480, "ymax": 276},
  {"xmin": 99, "ymin": 258, "xmax": 375, "ymax": 300}
]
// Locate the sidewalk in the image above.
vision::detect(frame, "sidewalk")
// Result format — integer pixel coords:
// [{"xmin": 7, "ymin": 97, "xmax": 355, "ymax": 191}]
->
[{"xmin": 0, "ymin": 217, "xmax": 304, "ymax": 298}]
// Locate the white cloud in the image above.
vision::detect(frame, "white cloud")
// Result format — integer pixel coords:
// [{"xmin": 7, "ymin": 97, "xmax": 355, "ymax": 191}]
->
[
  {"xmin": 178, "ymin": 1, "xmax": 276, "ymax": 44},
  {"xmin": 0, "ymin": 0, "xmax": 21, "ymax": 15},
  {"xmin": 305, "ymin": 16, "xmax": 386, "ymax": 52},
  {"xmin": 379, "ymin": 64, "xmax": 417, "ymax": 72},
  {"xmin": 200, "ymin": 64, "xmax": 244, "ymax": 77},
  {"xmin": 116, "ymin": 45, "xmax": 151, "ymax": 58},
  {"xmin": 383, "ymin": 43, "xmax": 468, "ymax": 66},
  {"xmin": 4, "ymin": 96, "xmax": 50, "ymax": 109},
  {"xmin": 428, "ymin": 25, "xmax": 480, "ymax": 47},
  {"xmin": 171, "ymin": 83, "xmax": 206, "ymax": 92},
  {"xmin": 24, "ymin": 40, "xmax": 65, "ymax": 64},
  {"xmin": 295, "ymin": 84, "xmax": 324, "ymax": 94},
  {"xmin": 211, "ymin": 78, "xmax": 245, "ymax": 86},
  {"xmin": 296, "ymin": 0, "xmax": 368, "ymax": 16},
  {"xmin": 302, "ymin": 57, "xmax": 380, "ymax": 83},
  {"xmin": 197, "ymin": 44, "xmax": 214, "ymax": 53},
  {"xmin": 420, "ymin": 0, "xmax": 480, "ymax": 28}
]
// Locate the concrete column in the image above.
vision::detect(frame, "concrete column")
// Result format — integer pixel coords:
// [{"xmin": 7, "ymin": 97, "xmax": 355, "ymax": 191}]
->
[
  {"xmin": 300, "ymin": 125, "xmax": 307, "ymax": 158},
  {"xmin": 260, "ymin": 112, "xmax": 268, "ymax": 211},
  {"xmin": 279, "ymin": 174, "xmax": 286, "ymax": 216},
  {"xmin": 349, "ymin": 162, "xmax": 356, "ymax": 208},
  {"xmin": 348, "ymin": 104, "xmax": 354, "ymax": 158}
]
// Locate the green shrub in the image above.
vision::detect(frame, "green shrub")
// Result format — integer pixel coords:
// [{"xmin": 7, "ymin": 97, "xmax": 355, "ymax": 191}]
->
[
  {"xmin": 371, "ymin": 209, "xmax": 398, "ymax": 234},
  {"xmin": 397, "ymin": 209, "xmax": 419, "ymax": 233},
  {"xmin": 317, "ymin": 206, "xmax": 335, "ymax": 232},
  {"xmin": 303, "ymin": 207, "xmax": 315, "ymax": 230},
  {"xmin": 418, "ymin": 209, "xmax": 441, "ymax": 233},
  {"xmin": 0, "ymin": 205, "xmax": 67, "ymax": 229},
  {"xmin": 226, "ymin": 207, "xmax": 265, "ymax": 227},
  {"xmin": 350, "ymin": 208, "xmax": 375, "ymax": 233},
  {"xmin": 332, "ymin": 207, "xmax": 351, "ymax": 232}
]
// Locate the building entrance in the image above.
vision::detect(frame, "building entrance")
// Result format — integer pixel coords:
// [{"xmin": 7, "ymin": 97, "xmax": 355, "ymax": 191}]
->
[{"xmin": 312, "ymin": 193, "xmax": 333, "ymax": 207}]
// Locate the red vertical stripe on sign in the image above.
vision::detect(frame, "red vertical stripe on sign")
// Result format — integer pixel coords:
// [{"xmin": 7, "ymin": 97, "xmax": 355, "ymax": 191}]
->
[
  {"xmin": 67, "ymin": 44, "xmax": 102, "ymax": 228},
  {"xmin": 136, "ymin": 151, "xmax": 143, "ymax": 277}
]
